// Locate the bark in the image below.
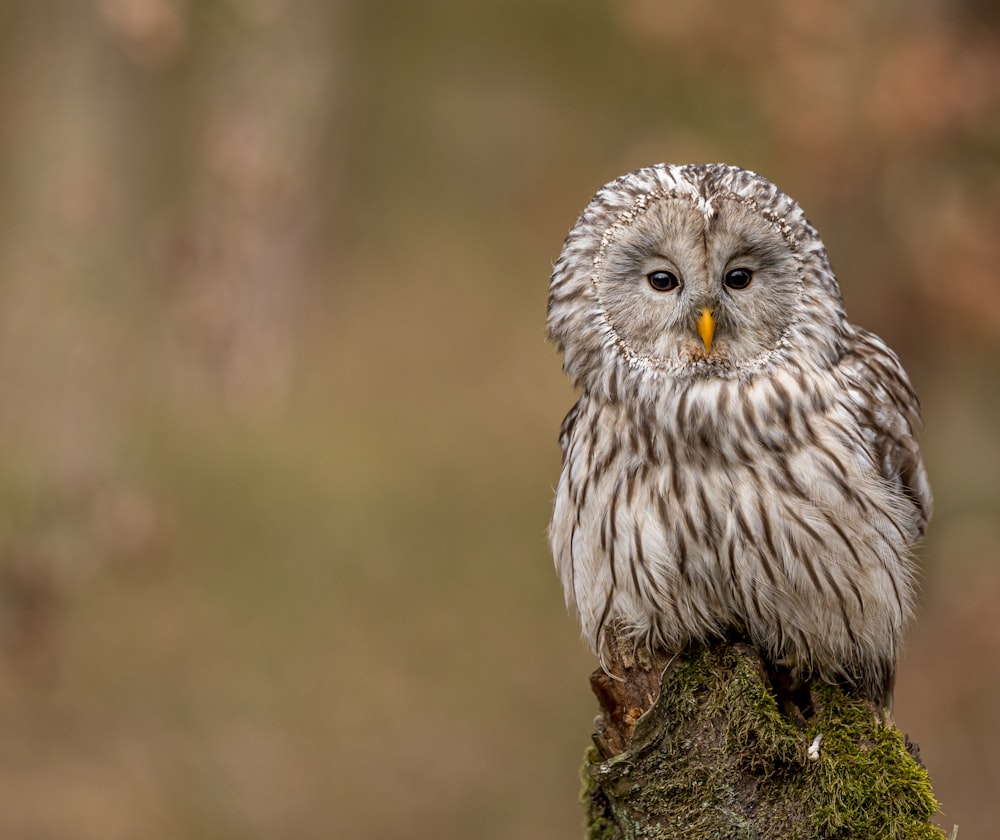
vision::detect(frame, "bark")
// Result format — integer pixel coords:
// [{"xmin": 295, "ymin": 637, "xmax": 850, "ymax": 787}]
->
[{"xmin": 581, "ymin": 630, "xmax": 950, "ymax": 839}]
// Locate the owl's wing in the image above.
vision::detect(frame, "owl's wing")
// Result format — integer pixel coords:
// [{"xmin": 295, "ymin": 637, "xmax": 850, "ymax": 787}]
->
[
  {"xmin": 839, "ymin": 327, "xmax": 932, "ymax": 539},
  {"xmin": 558, "ymin": 398, "xmax": 582, "ymax": 462}
]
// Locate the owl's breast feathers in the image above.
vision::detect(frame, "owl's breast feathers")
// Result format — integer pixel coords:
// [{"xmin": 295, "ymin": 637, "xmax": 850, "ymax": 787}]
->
[{"xmin": 550, "ymin": 346, "xmax": 928, "ymax": 701}]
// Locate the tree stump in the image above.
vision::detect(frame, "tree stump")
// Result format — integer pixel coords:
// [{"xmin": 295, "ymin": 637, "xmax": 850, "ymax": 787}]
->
[{"xmin": 581, "ymin": 630, "xmax": 950, "ymax": 839}]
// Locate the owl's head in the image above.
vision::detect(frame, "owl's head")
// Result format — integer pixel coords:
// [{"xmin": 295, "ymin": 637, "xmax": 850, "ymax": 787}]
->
[{"xmin": 548, "ymin": 164, "xmax": 848, "ymax": 398}]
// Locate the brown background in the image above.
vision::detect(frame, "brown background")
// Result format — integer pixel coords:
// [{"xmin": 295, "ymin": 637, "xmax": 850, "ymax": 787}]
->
[{"xmin": 0, "ymin": 1, "xmax": 996, "ymax": 837}]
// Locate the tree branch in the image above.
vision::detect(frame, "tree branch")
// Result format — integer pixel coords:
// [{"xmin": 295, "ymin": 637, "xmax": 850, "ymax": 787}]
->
[{"xmin": 581, "ymin": 630, "xmax": 950, "ymax": 839}]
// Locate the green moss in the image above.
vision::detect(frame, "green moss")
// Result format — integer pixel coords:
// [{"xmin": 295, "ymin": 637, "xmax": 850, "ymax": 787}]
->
[
  {"xmin": 583, "ymin": 643, "xmax": 946, "ymax": 839},
  {"xmin": 803, "ymin": 683, "xmax": 943, "ymax": 839}
]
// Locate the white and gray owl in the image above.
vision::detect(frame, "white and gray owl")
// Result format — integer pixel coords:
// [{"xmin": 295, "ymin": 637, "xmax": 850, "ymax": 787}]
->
[{"xmin": 547, "ymin": 164, "xmax": 931, "ymax": 705}]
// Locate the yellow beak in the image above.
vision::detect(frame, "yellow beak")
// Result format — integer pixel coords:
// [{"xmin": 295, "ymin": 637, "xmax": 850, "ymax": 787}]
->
[{"xmin": 696, "ymin": 307, "xmax": 715, "ymax": 353}]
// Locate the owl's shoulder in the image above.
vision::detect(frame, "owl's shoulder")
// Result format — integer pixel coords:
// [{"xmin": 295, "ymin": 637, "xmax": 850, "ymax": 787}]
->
[{"xmin": 837, "ymin": 325, "xmax": 921, "ymax": 428}]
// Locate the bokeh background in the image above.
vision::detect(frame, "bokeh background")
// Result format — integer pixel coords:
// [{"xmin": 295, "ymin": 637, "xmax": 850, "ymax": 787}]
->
[{"xmin": 0, "ymin": 1, "xmax": 997, "ymax": 837}]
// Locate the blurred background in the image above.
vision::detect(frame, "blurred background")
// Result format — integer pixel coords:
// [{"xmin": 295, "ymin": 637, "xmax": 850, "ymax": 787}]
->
[{"xmin": 0, "ymin": 0, "xmax": 996, "ymax": 837}]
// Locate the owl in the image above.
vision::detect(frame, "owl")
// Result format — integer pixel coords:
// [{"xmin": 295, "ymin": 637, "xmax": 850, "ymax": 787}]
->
[{"xmin": 547, "ymin": 164, "xmax": 931, "ymax": 706}]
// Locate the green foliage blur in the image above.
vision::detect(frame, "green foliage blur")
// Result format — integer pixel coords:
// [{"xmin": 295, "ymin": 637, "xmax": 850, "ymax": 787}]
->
[{"xmin": 0, "ymin": 1, "xmax": 996, "ymax": 837}]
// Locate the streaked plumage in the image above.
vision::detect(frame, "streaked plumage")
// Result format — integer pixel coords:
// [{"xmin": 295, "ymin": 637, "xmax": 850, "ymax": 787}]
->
[{"xmin": 547, "ymin": 164, "xmax": 930, "ymax": 704}]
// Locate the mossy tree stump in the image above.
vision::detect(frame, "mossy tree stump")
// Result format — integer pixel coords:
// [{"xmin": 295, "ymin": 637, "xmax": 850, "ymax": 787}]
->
[{"xmin": 582, "ymin": 631, "xmax": 949, "ymax": 839}]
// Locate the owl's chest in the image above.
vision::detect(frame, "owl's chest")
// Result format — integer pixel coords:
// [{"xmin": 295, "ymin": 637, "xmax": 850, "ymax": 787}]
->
[
  {"xmin": 570, "ymin": 371, "xmax": 874, "ymax": 516},
  {"xmin": 611, "ymin": 374, "xmax": 813, "ymax": 467}
]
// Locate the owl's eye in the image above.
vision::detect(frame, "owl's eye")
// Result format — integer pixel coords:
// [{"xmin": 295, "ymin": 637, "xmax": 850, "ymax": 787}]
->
[
  {"xmin": 724, "ymin": 268, "xmax": 754, "ymax": 290},
  {"xmin": 647, "ymin": 270, "xmax": 680, "ymax": 292}
]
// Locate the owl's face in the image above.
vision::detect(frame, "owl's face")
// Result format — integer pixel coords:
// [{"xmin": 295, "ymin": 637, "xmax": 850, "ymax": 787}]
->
[
  {"xmin": 548, "ymin": 164, "xmax": 848, "ymax": 396},
  {"xmin": 598, "ymin": 195, "xmax": 802, "ymax": 375}
]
